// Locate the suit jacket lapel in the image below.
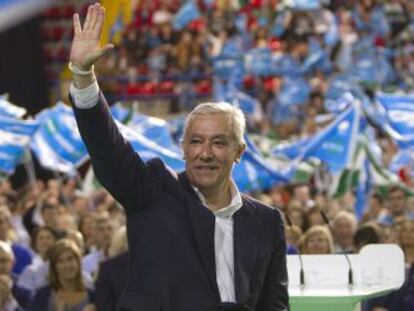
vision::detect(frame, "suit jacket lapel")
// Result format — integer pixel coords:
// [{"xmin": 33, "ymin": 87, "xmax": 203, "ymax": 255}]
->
[
  {"xmin": 233, "ymin": 197, "xmax": 261, "ymax": 304},
  {"xmin": 178, "ymin": 172, "xmax": 220, "ymax": 300}
]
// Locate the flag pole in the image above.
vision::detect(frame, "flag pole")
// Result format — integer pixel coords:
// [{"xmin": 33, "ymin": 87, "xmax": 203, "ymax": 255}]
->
[{"xmin": 23, "ymin": 148, "xmax": 37, "ymax": 189}]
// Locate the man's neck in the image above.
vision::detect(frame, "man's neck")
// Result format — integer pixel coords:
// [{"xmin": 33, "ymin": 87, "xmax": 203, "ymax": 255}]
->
[{"xmin": 199, "ymin": 184, "xmax": 232, "ymax": 211}]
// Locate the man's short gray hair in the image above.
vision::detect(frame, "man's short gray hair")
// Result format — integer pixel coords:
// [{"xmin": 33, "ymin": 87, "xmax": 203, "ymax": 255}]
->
[{"xmin": 182, "ymin": 102, "xmax": 246, "ymax": 146}]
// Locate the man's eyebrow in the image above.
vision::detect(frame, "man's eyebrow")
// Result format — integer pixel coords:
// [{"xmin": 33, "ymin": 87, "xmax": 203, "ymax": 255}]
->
[{"xmin": 188, "ymin": 133, "xmax": 229, "ymax": 139}]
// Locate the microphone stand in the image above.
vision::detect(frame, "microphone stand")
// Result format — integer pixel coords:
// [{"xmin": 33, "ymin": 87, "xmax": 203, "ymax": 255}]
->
[
  {"xmin": 285, "ymin": 214, "xmax": 306, "ymax": 289},
  {"xmin": 320, "ymin": 210, "xmax": 354, "ymax": 289}
]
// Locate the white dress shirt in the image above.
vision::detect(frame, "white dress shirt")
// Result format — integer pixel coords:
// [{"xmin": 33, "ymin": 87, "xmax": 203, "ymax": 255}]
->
[
  {"xmin": 193, "ymin": 182, "xmax": 242, "ymax": 303},
  {"xmin": 70, "ymin": 82, "xmax": 243, "ymax": 302}
]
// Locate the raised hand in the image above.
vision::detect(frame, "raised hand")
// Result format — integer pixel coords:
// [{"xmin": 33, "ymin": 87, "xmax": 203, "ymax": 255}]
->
[{"xmin": 69, "ymin": 3, "xmax": 113, "ymax": 70}]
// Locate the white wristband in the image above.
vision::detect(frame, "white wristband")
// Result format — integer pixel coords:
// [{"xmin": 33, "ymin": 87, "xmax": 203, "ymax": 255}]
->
[{"xmin": 68, "ymin": 62, "xmax": 94, "ymax": 76}]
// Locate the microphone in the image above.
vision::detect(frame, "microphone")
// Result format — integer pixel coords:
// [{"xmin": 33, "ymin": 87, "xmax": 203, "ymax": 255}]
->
[
  {"xmin": 285, "ymin": 214, "xmax": 305, "ymax": 288},
  {"xmin": 320, "ymin": 210, "xmax": 354, "ymax": 289}
]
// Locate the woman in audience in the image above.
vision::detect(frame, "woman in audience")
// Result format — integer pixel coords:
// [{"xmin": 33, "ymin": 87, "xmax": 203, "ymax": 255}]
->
[
  {"xmin": 29, "ymin": 239, "xmax": 95, "ymax": 311},
  {"xmin": 300, "ymin": 225, "xmax": 334, "ymax": 255},
  {"xmin": 17, "ymin": 226, "xmax": 58, "ymax": 293},
  {"xmin": 0, "ymin": 275, "xmax": 23, "ymax": 311}
]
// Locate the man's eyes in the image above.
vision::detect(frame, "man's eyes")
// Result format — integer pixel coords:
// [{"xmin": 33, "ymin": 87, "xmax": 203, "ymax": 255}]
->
[
  {"xmin": 189, "ymin": 139, "xmax": 228, "ymax": 146},
  {"xmin": 213, "ymin": 140, "xmax": 227, "ymax": 146}
]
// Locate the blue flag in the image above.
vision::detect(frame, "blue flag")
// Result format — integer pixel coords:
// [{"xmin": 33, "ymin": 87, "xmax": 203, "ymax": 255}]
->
[
  {"xmin": 212, "ymin": 76, "xmax": 261, "ymax": 120},
  {"xmin": 128, "ymin": 114, "xmax": 181, "ymax": 154},
  {"xmin": 116, "ymin": 121, "xmax": 184, "ymax": 171},
  {"xmin": 111, "ymin": 102, "xmax": 180, "ymax": 153},
  {"xmin": 31, "ymin": 103, "xmax": 89, "ymax": 174},
  {"xmin": 172, "ymin": 1, "xmax": 200, "ymax": 30},
  {"xmin": 212, "ymin": 57, "xmax": 243, "ymax": 81},
  {"xmin": 289, "ymin": 0, "xmax": 321, "ymax": 10},
  {"xmin": 245, "ymin": 47, "xmax": 275, "ymax": 77},
  {"xmin": 0, "ymin": 117, "xmax": 39, "ymax": 174},
  {"xmin": 271, "ymin": 137, "xmax": 311, "ymax": 160},
  {"xmin": 111, "ymin": 103, "xmax": 132, "ymax": 123},
  {"xmin": 0, "ymin": 98, "xmax": 27, "ymax": 118},
  {"xmin": 233, "ymin": 135, "xmax": 288, "ymax": 191},
  {"xmin": 375, "ymin": 93, "xmax": 414, "ymax": 148},
  {"xmin": 278, "ymin": 77, "xmax": 310, "ymax": 107},
  {"xmin": 271, "ymin": 54, "xmax": 302, "ymax": 77},
  {"xmin": 390, "ymin": 148, "xmax": 414, "ymax": 179},
  {"xmin": 298, "ymin": 103, "xmax": 360, "ymax": 173}
]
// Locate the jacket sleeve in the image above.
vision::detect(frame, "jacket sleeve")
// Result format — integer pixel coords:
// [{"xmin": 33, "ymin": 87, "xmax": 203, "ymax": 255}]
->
[
  {"xmin": 255, "ymin": 211, "xmax": 289, "ymax": 311},
  {"xmin": 27, "ymin": 287, "xmax": 50, "ymax": 311},
  {"xmin": 94, "ymin": 262, "xmax": 116, "ymax": 311},
  {"xmin": 72, "ymin": 93, "xmax": 162, "ymax": 213}
]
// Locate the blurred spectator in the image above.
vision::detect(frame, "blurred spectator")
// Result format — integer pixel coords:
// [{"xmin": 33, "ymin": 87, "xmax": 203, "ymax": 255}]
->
[
  {"xmin": 28, "ymin": 239, "xmax": 95, "ymax": 311},
  {"xmin": 300, "ymin": 225, "xmax": 334, "ymax": 255},
  {"xmin": 399, "ymin": 218, "xmax": 414, "ymax": 265},
  {"xmin": 292, "ymin": 184, "xmax": 314, "ymax": 210},
  {"xmin": 0, "ymin": 207, "xmax": 32, "ymax": 276},
  {"xmin": 79, "ymin": 214, "xmax": 96, "ymax": 255},
  {"xmin": 361, "ymin": 192, "xmax": 386, "ymax": 224},
  {"xmin": 353, "ymin": 222, "xmax": 381, "ymax": 252},
  {"xmin": 285, "ymin": 224, "xmax": 302, "ymax": 254},
  {"xmin": 0, "ymin": 241, "xmax": 30, "ymax": 310},
  {"xmin": 17, "ymin": 227, "xmax": 58, "ymax": 293},
  {"xmin": 82, "ymin": 215, "xmax": 115, "ymax": 278},
  {"xmin": 379, "ymin": 186, "xmax": 414, "ymax": 225},
  {"xmin": 332, "ymin": 211, "xmax": 357, "ymax": 253}
]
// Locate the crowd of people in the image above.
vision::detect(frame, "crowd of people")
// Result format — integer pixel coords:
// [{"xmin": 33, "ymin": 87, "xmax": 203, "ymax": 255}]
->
[{"xmin": 1, "ymin": 0, "xmax": 414, "ymax": 310}]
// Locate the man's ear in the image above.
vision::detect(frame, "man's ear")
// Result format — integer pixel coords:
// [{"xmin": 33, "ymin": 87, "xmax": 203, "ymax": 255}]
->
[{"xmin": 235, "ymin": 143, "xmax": 246, "ymax": 163}]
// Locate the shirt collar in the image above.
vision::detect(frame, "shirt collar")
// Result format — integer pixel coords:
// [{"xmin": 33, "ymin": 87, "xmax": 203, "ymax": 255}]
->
[{"xmin": 192, "ymin": 181, "xmax": 242, "ymax": 219}]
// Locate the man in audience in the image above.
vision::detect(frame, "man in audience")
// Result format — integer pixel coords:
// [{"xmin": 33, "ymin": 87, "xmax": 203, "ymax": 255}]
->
[
  {"xmin": 378, "ymin": 186, "xmax": 414, "ymax": 225},
  {"xmin": 332, "ymin": 211, "xmax": 357, "ymax": 253},
  {"xmin": 82, "ymin": 214, "xmax": 114, "ymax": 278}
]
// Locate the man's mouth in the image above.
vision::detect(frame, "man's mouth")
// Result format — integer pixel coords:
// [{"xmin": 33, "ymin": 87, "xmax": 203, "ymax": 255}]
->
[{"xmin": 196, "ymin": 165, "xmax": 217, "ymax": 170}]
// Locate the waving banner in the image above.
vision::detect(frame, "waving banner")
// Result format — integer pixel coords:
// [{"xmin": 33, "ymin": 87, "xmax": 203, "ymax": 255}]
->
[
  {"xmin": 31, "ymin": 103, "xmax": 88, "ymax": 174},
  {"xmin": 0, "ymin": 117, "xmax": 39, "ymax": 174},
  {"xmin": 173, "ymin": 1, "xmax": 200, "ymax": 30},
  {"xmin": 375, "ymin": 93, "xmax": 414, "ymax": 148},
  {"xmin": 0, "ymin": 97, "xmax": 27, "ymax": 118}
]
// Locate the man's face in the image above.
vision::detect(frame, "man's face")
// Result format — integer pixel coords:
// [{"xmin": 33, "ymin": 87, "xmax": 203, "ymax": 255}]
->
[
  {"xmin": 41, "ymin": 206, "xmax": 59, "ymax": 229},
  {"xmin": 333, "ymin": 218, "xmax": 355, "ymax": 245},
  {"xmin": 293, "ymin": 185, "xmax": 310, "ymax": 205},
  {"xmin": 182, "ymin": 114, "xmax": 244, "ymax": 194},
  {"xmin": 95, "ymin": 220, "xmax": 114, "ymax": 250},
  {"xmin": 387, "ymin": 189, "xmax": 406, "ymax": 217}
]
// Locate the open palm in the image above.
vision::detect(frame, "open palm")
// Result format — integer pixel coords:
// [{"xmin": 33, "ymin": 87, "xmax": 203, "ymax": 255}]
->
[{"xmin": 69, "ymin": 3, "xmax": 113, "ymax": 70}]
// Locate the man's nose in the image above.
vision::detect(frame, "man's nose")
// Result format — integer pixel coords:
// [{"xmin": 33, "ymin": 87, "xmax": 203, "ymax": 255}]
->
[{"xmin": 199, "ymin": 142, "xmax": 213, "ymax": 159}]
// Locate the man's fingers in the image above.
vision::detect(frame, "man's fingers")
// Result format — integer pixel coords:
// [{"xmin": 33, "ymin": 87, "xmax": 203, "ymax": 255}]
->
[
  {"xmin": 98, "ymin": 44, "xmax": 114, "ymax": 58},
  {"xmin": 83, "ymin": 5, "xmax": 93, "ymax": 30},
  {"xmin": 95, "ymin": 6, "xmax": 105, "ymax": 37},
  {"xmin": 89, "ymin": 3, "xmax": 100, "ymax": 30},
  {"xmin": 73, "ymin": 13, "xmax": 82, "ymax": 35}
]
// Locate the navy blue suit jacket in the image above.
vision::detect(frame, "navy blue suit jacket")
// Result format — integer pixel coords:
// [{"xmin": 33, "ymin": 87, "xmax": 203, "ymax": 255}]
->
[
  {"xmin": 72, "ymin": 94, "xmax": 288, "ymax": 311},
  {"xmin": 95, "ymin": 251, "xmax": 129, "ymax": 311}
]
